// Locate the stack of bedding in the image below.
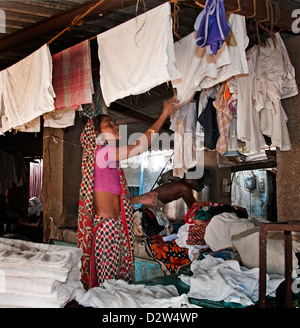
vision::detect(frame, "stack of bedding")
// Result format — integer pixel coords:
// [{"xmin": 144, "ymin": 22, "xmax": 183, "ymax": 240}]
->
[{"xmin": 0, "ymin": 237, "xmax": 83, "ymax": 308}]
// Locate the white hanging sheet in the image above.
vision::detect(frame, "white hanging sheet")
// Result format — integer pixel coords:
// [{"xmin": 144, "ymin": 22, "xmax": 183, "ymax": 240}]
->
[{"xmin": 97, "ymin": 2, "xmax": 181, "ymax": 107}]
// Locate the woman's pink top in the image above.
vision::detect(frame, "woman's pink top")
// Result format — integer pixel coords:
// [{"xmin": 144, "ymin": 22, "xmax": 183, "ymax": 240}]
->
[{"xmin": 93, "ymin": 146, "xmax": 121, "ymax": 195}]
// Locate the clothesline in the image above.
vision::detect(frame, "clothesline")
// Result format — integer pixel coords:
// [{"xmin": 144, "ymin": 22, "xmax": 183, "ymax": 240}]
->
[
  {"xmin": 47, "ymin": 0, "xmax": 105, "ymax": 45},
  {"xmin": 43, "ymin": 134, "xmax": 82, "ymax": 149}
]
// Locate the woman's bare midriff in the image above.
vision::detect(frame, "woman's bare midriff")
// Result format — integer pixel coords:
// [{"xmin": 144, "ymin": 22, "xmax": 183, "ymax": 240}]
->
[{"xmin": 93, "ymin": 190, "xmax": 120, "ymax": 220}]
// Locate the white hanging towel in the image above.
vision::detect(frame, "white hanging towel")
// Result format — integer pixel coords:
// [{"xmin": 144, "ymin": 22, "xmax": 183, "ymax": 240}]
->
[
  {"xmin": 0, "ymin": 44, "xmax": 55, "ymax": 133},
  {"xmin": 97, "ymin": 2, "xmax": 181, "ymax": 107},
  {"xmin": 43, "ymin": 107, "xmax": 76, "ymax": 129}
]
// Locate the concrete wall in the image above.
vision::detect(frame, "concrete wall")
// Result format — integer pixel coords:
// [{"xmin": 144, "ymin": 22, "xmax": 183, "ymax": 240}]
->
[
  {"xmin": 276, "ymin": 35, "xmax": 300, "ymax": 222},
  {"xmin": 204, "ymin": 150, "xmax": 232, "ymax": 205}
]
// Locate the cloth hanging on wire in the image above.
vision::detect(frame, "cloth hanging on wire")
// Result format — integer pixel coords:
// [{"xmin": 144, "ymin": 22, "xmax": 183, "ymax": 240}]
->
[
  {"xmin": 172, "ymin": 14, "xmax": 249, "ymax": 105},
  {"xmin": 97, "ymin": 2, "xmax": 181, "ymax": 107},
  {"xmin": 194, "ymin": 0, "xmax": 231, "ymax": 55},
  {"xmin": 52, "ymin": 40, "xmax": 94, "ymax": 111},
  {"xmin": 0, "ymin": 44, "xmax": 55, "ymax": 134}
]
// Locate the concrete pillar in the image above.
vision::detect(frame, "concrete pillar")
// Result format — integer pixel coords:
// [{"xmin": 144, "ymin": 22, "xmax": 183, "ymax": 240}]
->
[
  {"xmin": 42, "ymin": 113, "xmax": 85, "ymax": 243},
  {"xmin": 276, "ymin": 35, "xmax": 300, "ymax": 222},
  {"xmin": 204, "ymin": 150, "xmax": 232, "ymax": 205}
]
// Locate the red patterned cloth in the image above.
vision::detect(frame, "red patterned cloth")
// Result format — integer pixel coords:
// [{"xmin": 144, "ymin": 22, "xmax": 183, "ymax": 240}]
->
[
  {"xmin": 77, "ymin": 119, "xmax": 134, "ymax": 288},
  {"xmin": 52, "ymin": 40, "xmax": 94, "ymax": 110},
  {"xmin": 186, "ymin": 220, "xmax": 210, "ymax": 245},
  {"xmin": 184, "ymin": 201, "xmax": 222, "ymax": 224}
]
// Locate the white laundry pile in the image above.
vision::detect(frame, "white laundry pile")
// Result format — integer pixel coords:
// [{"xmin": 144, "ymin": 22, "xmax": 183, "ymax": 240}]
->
[
  {"xmin": 0, "ymin": 237, "xmax": 83, "ymax": 308},
  {"xmin": 97, "ymin": 2, "xmax": 181, "ymax": 107},
  {"xmin": 0, "ymin": 44, "xmax": 55, "ymax": 134},
  {"xmin": 179, "ymin": 255, "xmax": 284, "ymax": 306},
  {"xmin": 75, "ymin": 279, "xmax": 199, "ymax": 308},
  {"xmin": 204, "ymin": 212, "xmax": 264, "ymax": 252}
]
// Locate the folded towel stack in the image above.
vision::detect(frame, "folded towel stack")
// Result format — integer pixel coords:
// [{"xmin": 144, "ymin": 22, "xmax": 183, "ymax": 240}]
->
[{"xmin": 0, "ymin": 237, "xmax": 83, "ymax": 308}]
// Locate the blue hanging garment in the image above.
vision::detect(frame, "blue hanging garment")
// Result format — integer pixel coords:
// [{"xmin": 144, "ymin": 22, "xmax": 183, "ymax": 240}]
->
[{"xmin": 194, "ymin": 0, "xmax": 231, "ymax": 55}]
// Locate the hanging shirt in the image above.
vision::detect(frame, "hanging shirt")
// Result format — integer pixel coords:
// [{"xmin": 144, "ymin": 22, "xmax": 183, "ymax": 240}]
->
[
  {"xmin": 213, "ymin": 82, "xmax": 233, "ymax": 155},
  {"xmin": 198, "ymin": 97, "xmax": 220, "ymax": 150},
  {"xmin": 97, "ymin": 2, "xmax": 181, "ymax": 107},
  {"xmin": 172, "ymin": 14, "xmax": 248, "ymax": 105}
]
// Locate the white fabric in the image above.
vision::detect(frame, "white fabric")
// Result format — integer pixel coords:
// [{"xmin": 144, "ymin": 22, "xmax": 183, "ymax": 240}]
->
[
  {"xmin": 180, "ymin": 255, "xmax": 284, "ymax": 306},
  {"xmin": 172, "ymin": 14, "xmax": 248, "ymax": 105},
  {"xmin": 97, "ymin": 3, "xmax": 181, "ymax": 107},
  {"xmin": 204, "ymin": 212, "xmax": 264, "ymax": 251},
  {"xmin": 276, "ymin": 33, "xmax": 298, "ymax": 99},
  {"xmin": 0, "ymin": 44, "xmax": 55, "ymax": 133},
  {"xmin": 170, "ymin": 101, "xmax": 199, "ymax": 178},
  {"xmin": 176, "ymin": 223, "xmax": 207, "ymax": 260},
  {"xmin": 232, "ymin": 227, "xmax": 300, "ymax": 276},
  {"xmin": 233, "ymin": 46, "xmax": 266, "ymax": 154},
  {"xmin": 75, "ymin": 279, "xmax": 199, "ymax": 308},
  {"xmin": 229, "ymin": 32, "xmax": 297, "ymax": 154},
  {"xmin": 43, "ymin": 107, "xmax": 76, "ymax": 128},
  {"xmin": 14, "ymin": 117, "xmax": 41, "ymax": 133},
  {"xmin": 0, "ymin": 238, "xmax": 83, "ymax": 308}
]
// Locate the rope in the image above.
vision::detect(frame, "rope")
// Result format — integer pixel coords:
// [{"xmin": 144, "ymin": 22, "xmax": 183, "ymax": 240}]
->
[
  {"xmin": 227, "ymin": 0, "xmax": 241, "ymax": 15},
  {"xmin": 246, "ymin": 0, "xmax": 256, "ymax": 18},
  {"xmin": 169, "ymin": 0, "xmax": 181, "ymax": 39},
  {"xmin": 47, "ymin": 0, "xmax": 105, "ymax": 45}
]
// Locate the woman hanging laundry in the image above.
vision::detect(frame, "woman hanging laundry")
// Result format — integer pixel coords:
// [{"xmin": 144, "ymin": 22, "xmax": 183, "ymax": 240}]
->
[{"xmin": 77, "ymin": 97, "xmax": 178, "ymax": 288}]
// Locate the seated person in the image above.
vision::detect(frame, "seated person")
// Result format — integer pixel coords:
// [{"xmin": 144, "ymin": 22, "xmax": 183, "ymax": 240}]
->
[{"xmin": 153, "ymin": 168, "xmax": 213, "ymax": 208}]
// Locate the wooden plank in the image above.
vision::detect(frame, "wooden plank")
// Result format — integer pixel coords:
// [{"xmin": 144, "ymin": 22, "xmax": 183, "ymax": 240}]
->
[
  {"xmin": 109, "ymin": 102, "xmax": 171, "ymax": 132},
  {"xmin": 0, "ymin": 1, "xmax": 61, "ymax": 17},
  {"xmin": 0, "ymin": 0, "xmax": 136, "ymax": 51}
]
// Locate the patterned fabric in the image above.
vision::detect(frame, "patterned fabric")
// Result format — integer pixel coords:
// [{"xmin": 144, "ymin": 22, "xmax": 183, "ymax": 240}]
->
[
  {"xmin": 90, "ymin": 215, "xmax": 134, "ymax": 287},
  {"xmin": 213, "ymin": 82, "xmax": 233, "ymax": 155},
  {"xmin": 77, "ymin": 119, "xmax": 134, "ymax": 288},
  {"xmin": 184, "ymin": 201, "xmax": 222, "ymax": 224},
  {"xmin": 186, "ymin": 220, "xmax": 210, "ymax": 245},
  {"xmin": 52, "ymin": 40, "xmax": 94, "ymax": 110},
  {"xmin": 144, "ymin": 235, "xmax": 190, "ymax": 275}
]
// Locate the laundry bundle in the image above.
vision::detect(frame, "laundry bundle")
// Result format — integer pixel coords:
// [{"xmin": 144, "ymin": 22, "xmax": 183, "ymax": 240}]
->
[
  {"xmin": 0, "ymin": 237, "xmax": 83, "ymax": 308},
  {"xmin": 75, "ymin": 278, "xmax": 198, "ymax": 308},
  {"xmin": 179, "ymin": 254, "xmax": 285, "ymax": 306}
]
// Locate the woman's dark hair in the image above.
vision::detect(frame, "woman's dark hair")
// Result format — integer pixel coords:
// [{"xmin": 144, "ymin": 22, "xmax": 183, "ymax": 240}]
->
[{"xmin": 93, "ymin": 114, "xmax": 109, "ymax": 134}]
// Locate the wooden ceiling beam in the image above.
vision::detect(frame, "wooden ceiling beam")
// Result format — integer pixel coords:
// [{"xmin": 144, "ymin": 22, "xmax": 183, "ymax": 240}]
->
[
  {"xmin": 190, "ymin": 0, "xmax": 294, "ymax": 30},
  {"xmin": 0, "ymin": 0, "xmax": 136, "ymax": 52},
  {"xmin": 109, "ymin": 102, "xmax": 171, "ymax": 132}
]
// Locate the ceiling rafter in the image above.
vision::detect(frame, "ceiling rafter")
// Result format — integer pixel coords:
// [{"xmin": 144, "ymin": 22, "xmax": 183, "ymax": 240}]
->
[{"xmin": 0, "ymin": 0, "xmax": 137, "ymax": 52}]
